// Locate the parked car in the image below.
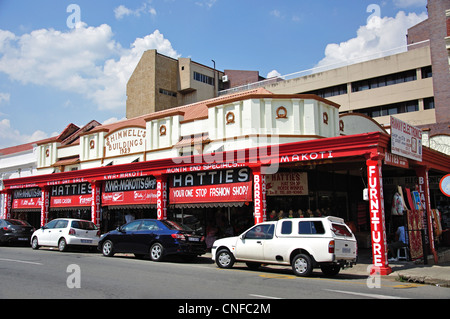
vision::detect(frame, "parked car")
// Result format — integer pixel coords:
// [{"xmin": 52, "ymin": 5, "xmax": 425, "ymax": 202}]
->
[
  {"xmin": 31, "ymin": 218, "xmax": 100, "ymax": 252},
  {"xmin": 212, "ymin": 216, "xmax": 357, "ymax": 277},
  {"xmin": 0, "ymin": 219, "xmax": 35, "ymax": 245},
  {"xmin": 98, "ymin": 219, "xmax": 206, "ymax": 261}
]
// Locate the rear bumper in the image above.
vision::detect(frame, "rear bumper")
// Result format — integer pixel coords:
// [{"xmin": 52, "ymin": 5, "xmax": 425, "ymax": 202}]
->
[
  {"xmin": 0, "ymin": 234, "xmax": 31, "ymax": 244},
  {"xmin": 66, "ymin": 237, "xmax": 99, "ymax": 246}
]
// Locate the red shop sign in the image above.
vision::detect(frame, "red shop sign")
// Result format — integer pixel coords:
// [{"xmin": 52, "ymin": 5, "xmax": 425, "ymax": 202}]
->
[
  {"xmin": 102, "ymin": 189, "xmax": 157, "ymax": 205},
  {"xmin": 51, "ymin": 194, "xmax": 92, "ymax": 207},
  {"xmin": 169, "ymin": 181, "xmax": 252, "ymax": 204},
  {"xmin": 102, "ymin": 176, "xmax": 157, "ymax": 206},
  {"xmin": 13, "ymin": 198, "xmax": 42, "ymax": 209}
]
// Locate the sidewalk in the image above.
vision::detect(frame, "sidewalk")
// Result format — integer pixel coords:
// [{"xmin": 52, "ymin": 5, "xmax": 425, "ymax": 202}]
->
[{"xmin": 341, "ymin": 248, "xmax": 450, "ymax": 288}]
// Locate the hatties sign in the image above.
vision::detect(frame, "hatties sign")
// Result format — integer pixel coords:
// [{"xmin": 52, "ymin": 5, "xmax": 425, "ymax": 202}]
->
[
  {"xmin": 105, "ymin": 127, "xmax": 146, "ymax": 157},
  {"xmin": 169, "ymin": 168, "xmax": 252, "ymax": 204}
]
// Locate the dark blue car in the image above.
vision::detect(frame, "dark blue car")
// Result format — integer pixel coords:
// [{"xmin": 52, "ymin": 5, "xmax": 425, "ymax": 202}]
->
[{"xmin": 98, "ymin": 219, "xmax": 206, "ymax": 261}]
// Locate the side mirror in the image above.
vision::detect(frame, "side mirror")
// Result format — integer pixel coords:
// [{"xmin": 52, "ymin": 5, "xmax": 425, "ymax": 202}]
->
[{"xmin": 116, "ymin": 226, "xmax": 124, "ymax": 233}]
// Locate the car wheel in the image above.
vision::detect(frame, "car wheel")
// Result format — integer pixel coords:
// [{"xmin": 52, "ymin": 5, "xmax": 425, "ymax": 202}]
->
[
  {"xmin": 58, "ymin": 238, "xmax": 67, "ymax": 252},
  {"xmin": 320, "ymin": 264, "xmax": 340, "ymax": 277},
  {"xmin": 102, "ymin": 240, "xmax": 114, "ymax": 257},
  {"xmin": 150, "ymin": 242, "xmax": 164, "ymax": 262},
  {"xmin": 292, "ymin": 253, "xmax": 313, "ymax": 277},
  {"xmin": 31, "ymin": 237, "xmax": 39, "ymax": 250},
  {"xmin": 245, "ymin": 262, "xmax": 261, "ymax": 270},
  {"xmin": 216, "ymin": 249, "xmax": 235, "ymax": 269}
]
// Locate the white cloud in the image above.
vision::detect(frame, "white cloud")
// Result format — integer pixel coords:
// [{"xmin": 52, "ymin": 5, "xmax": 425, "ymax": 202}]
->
[
  {"xmin": 0, "ymin": 25, "xmax": 180, "ymax": 111},
  {"xmin": 315, "ymin": 11, "xmax": 428, "ymax": 69},
  {"xmin": 393, "ymin": 0, "xmax": 427, "ymax": 8},
  {"xmin": 0, "ymin": 92, "xmax": 10, "ymax": 105},
  {"xmin": 195, "ymin": 0, "xmax": 217, "ymax": 8},
  {"xmin": 114, "ymin": 2, "xmax": 157, "ymax": 19},
  {"xmin": 0, "ymin": 118, "xmax": 49, "ymax": 148},
  {"xmin": 267, "ymin": 70, "xmax": 281, "ymax": 78}
]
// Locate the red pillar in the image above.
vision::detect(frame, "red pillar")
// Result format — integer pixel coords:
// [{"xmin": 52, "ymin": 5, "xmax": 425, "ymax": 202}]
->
[
  {"xmin": 252, "ymin": 166, "xmax": 267, "ymax": 224},
  {"xmin": 415, "ymin": 166, "xmax": 438, "ymax": 264},
  {"xmin": 2, "ymin": 190, "xmax": 12, "ymax": 219},
  {"xmin": 366, "ymin": 157, "xmax": 392, "ymax": 275},
  {"xmin": 91, "ymin": 181, "xmax": 101, "ymax": 228},
  {"xmin": 40, "ymin": 186, "xmax": 50, "ymax": 227},
  {"xmin": 156, "ymin": 175, "xmax": 167, "ymax": 220}
]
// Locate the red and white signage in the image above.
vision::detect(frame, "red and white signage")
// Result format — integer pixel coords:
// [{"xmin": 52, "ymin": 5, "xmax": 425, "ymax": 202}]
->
[
  {"xmin": 156, "ymin": 178, "xmax": 168, "ymax": 220},
  {"xmin": 169, "ymin": 168, "xmax": 252, "ymax": 204},
  {"xmin": 170, "ymin": 182, "xmax": 252, "ymax": 204},
  {"xmin": 266, "ymin": 172, "xmax": 308, "ymax": 196},
  {"xmin": 253, "ymin": 170, "xmax": 267, "ymax": 224},
  {"xmin": 102, "ymin": 176, "xmax": 157, "ymax": 206},
  {"xmin": 367, "ymin": 160, "xmax": 391, "ymax": 275},
  {"xmin": 390, "ymin": 116, "xmax": 422, "ymax": 162}
]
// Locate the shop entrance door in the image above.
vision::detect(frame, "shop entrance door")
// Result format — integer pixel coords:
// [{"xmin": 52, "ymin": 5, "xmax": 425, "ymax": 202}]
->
[{"xmin": 235, "ymin": 224, "xmax": 274, "ymax": 261}]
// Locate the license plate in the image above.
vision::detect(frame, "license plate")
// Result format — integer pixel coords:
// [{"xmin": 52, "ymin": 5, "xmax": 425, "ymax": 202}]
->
[
  {"xmin": 18, "ymin": 238, "xmax": 28, "ymax": 241},
  {"xmin": 342, "ymin": 247, "xmax": 351, "ymax": 254},
  {"xmin": 188, "ymin": 237, "xmax": 200, "ymax": 242},
  {"xmin": 81, "ymin": 239, "xmax": 92, "ymax": 243}
]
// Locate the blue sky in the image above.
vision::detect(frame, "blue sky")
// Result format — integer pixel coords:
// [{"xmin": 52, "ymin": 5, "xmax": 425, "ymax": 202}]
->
[{"xmin": 0, "ymin": 0, "xmax": 428, "ymax": 148}]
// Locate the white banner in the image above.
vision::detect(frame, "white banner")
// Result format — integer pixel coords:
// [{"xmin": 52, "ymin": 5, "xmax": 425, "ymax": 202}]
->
[{"xmin": 390, "ymin": 116, "xmax": 422, "ymax": 162}]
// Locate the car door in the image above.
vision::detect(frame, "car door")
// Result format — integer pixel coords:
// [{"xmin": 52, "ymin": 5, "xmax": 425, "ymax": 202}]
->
[
  {"xmin": 235, "ymin": 224, "xmax": 274, "ymax": 261},
  {"xmin": 114, "ymin": 220, "xmax": 142, "ymax": 252},
  {"xmin": 48, "ymin": 219, "xmax": 68, "ymax": 246},
  {"xmin": 132, "ymin": 220, "xmax": 159, "ymax": 253},
  {"xmin": 38, "ymin": 219, "xmax": 59, "ymax": 246}
]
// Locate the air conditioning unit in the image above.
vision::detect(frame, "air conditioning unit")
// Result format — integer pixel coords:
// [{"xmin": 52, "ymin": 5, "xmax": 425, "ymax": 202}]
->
[{"xmin": 222, "ymin": 75, "xmax": 229, "ymax": 82}]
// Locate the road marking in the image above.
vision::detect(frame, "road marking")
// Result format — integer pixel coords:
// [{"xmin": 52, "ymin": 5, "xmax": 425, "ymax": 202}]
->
[
  {"xmin": 324, "ymin": 289, "xmax": 409, "ymax": 299},
  {"xmin": 249, "ymin": 294, "xmax": 283, "ymax": 299},
  {"xmin": 0, "ymin": 258, "xmax": 43, "ymax": 266}
]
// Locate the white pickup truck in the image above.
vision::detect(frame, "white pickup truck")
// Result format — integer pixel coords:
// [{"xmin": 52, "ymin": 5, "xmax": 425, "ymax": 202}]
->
[{"xmin": 212, "ymin": 216, "xmax": 357, "ymax": 277}]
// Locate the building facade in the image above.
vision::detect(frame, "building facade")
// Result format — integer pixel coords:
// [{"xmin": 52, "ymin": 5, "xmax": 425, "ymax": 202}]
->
[{"xmin": 2, "ymin": 90, "xmax": 450, "ymax": 275}]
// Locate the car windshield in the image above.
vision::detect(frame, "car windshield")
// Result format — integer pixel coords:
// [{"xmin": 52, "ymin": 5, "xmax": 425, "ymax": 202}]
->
[
  {"xmin": 71, "ymin": 220, "xmax": 97, "ymax": 230},
  {"xmin": 5, "ymin": 219, "xmax": 31, "ymax": 226},
  {"xmin": 161, "ymin": 220, "xmax": 193, "ymax": 232}
]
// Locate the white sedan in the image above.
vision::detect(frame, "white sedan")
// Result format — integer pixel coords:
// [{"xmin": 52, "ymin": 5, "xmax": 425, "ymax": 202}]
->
[{"xmin": 31, "ymin": 218, "xmax": 100, "ymax": 252}]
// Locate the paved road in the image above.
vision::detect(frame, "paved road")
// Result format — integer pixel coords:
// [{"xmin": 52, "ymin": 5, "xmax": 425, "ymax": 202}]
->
[{"xmin": 0, "ymin": 246, "xmax": 448, "ymax": 302}]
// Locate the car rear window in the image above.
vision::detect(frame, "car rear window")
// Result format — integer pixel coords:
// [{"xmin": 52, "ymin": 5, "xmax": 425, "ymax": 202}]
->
[
  {"xmin": 161, "ymin": 220, "xmax": 193, "ymax": 231},
  {"xmin": 298, "ymin": 221, "xmax": 325, "ymax": 235},
  {"xmin": 331, "ymin": 223, "xmax": 352, "ymax": 237},
  {"xmin": 5, "ymin": 219, "xmax": 31, "ymax": 226},
  {"xmin": 71, "ymin": 220, "xmax": 97, "ymax": 230}
]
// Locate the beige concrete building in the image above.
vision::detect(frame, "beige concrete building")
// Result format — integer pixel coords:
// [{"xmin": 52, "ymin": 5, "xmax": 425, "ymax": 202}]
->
[
  {"xmin": 263, "ymin": 46, "xmax": 435, "ymax": 128},
  {"xmin": 126, "ymin": 50, "xmax": 225, "ymax": 119}
]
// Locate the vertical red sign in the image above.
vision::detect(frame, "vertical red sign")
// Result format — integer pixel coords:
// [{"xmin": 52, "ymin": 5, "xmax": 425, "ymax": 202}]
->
[
  {"xmin": 41, "ymin": 187, "xmax": 50, "ymax": 227},
  {"xmin": 91, "ymin": 181, "xmax": 101, "ymax": 227},
  {"xmin": 157, "ymin": 176, "xmax": 167, "ymax": 220},
  {"xmin": 366, "ymin": 159, "xmax": 391, "ymax": 275},
  {"xmin": 253, "ymin": 168, "xmax": 267, "ymax": 224},
  {"xmin": 3, "ymin": 191, "xmax": 12, "ymax": 219}
]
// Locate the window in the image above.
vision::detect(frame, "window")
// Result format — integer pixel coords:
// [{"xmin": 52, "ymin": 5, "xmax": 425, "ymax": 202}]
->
[
  {"xmin": 44, "ymin": 220, "xmax": 59, "ymax": 229},
  {"xmin": 331, "ymin": 223, "xmax": 352, "ymax": 237},
  {"xmin": 122, "ymin": 221, "xmax": 141, "ymax": 232},
  {"xmin": 159, "ymin": 88, "xmax": 177, "ymax": 97},
  {"xmin": 193, "ymin": 71, "xmax": 215, "ymax": 86},
  {"xmin": 358, "ymin": 100, "xmax": 419, "ymax": 118},
  {"xmin": 424, "ymin": 97, "xmax": 435, "ymax": 110},
  {"xmin": 298, "ymin": 221, "xmax": 325, "ymax": 235},
  {"xmin": 71, "ymin": 220, "xmax": 97, "ymax": 230},
  {"xmin": 245, "ymin": 224, "xmax": 274, "ymax": 239},
  {"xmin": 302, "ymin": 83, "xmax": 348, "ymax": 98},
  {"xmin": 281, "ymin": 221, "xmax": 292, "ymax": 234},
  {"xmin": 421, "ymin": 66, "xmax": 432, "ymax": 79},
  {"xmin": 54, "ymin": 220, "xmax": 68, "ymax": 229},
  {"xmin": 351, "ymin": 69, "xmax": 417, "ymax": 92},
  {"xmin": 140, "ymin": 220, "xmax": 160, "ymax": 231}
]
